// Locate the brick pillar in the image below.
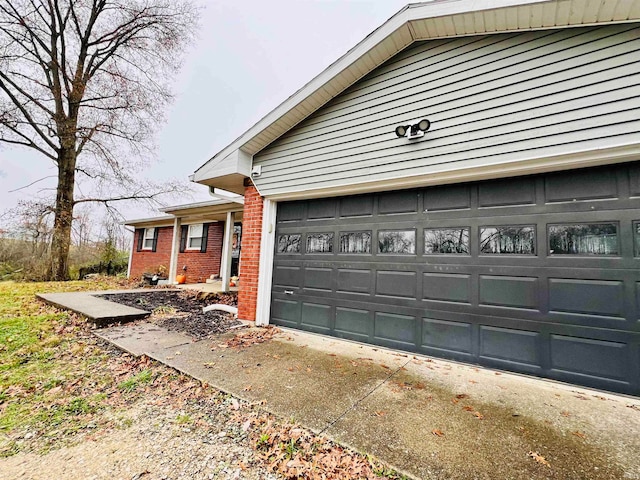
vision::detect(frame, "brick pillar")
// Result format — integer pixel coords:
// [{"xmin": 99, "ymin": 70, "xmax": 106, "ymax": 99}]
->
[{"xmin": 238, "ymin": 183, "xmax": 263, "ymax": 321}]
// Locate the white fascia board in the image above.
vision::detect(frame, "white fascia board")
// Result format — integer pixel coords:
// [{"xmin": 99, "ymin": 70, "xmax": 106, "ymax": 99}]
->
[
  {"xmin": 260, "ymin": 143, "xmax": 640, "ymax": 201},
  {"xmin": 122, "ymin": 215, "xmax": 175, "ymax": 227},
  {"xmin": 159, "ymin": 199, "xmax": 234, "ymax": 214}
]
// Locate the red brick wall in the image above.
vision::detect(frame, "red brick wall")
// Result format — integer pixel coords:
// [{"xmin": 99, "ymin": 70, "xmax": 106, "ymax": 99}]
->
[
  {"xmin": 129, "ymin": 227, "xmax": 172, "ymax": 279},
  {"xmin": 238, "ymin": 184, "xmax": 263, "ymax": 321},
  {"xmin": 129, "ymin": 223, "xmax": 224, "ymax": 283},
  {"xmin": 177, "ymin": 223, "xmax": 224, "ymax": 283}
]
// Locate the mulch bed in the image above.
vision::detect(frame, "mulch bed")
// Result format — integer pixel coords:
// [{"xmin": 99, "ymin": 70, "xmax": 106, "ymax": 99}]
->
[{"xmin": 96, "ymin": 289, "xmax": 241, "ymax": 340}]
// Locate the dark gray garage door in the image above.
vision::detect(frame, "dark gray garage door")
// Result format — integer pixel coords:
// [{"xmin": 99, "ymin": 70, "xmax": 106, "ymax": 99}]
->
[{"xmin": 271, "ymin": 162, "xmax": 640, "ymax": 395}]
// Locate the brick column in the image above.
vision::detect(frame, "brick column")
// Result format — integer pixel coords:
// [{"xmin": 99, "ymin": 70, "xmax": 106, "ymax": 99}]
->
[{"xmin": 238, "ymin": 182, "xmax": 263, "ymax": 321}]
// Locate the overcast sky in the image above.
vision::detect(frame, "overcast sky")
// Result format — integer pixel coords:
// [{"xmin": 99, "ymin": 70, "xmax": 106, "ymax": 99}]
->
[{"xmin": 0, "ymin": 0, "xmax": 412, "ymax": 221}]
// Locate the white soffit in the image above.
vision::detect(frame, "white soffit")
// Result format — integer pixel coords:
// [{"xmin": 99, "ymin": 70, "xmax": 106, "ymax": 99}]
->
[{"xmin": 192, "ymin": 0, "xmax": 640, "ymax": 182}]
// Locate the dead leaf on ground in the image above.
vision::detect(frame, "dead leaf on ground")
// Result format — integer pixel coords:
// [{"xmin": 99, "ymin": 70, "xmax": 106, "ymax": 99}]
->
[
  {"xmin": 528, "ymin": 451, "xmax": 551, "ymax": 468},
  {"xmin": 380, "ymin": 364, "xmax": 390, "ymax": 369},
  {"xmin": 243, "ymin": 385, "xmax": 252, "ymax": 392},
  {"xmin": 432, "ymin": 429, "xmax": 445, "ymax": 437},
  {"xmin": 203, "ymin": 362, "xmax": 216, "ymax": 368},
  {"xmin": 456, "ymin": 393, "xmax": 469, "ymax": 399},
  {"xmin": 572, "ymin": 431, "xmax": 587, "ymax": 439},
  {"xmin": 561, "ymin": 411, "xmax": 571, "ymax": 417},
  {"xmin": 451, "ymin": 398, "xmax": 459, "ymax": 405},
  {"xmin": 473, "ymin": 411, "xmax": 484, "ymax": 420},
  {"xmin": 373, "ymin": 411, "xmax": 386, "ymax": 417},
  {"xmin": 462, "ymin": 405, "xmax": 474, "ymax": 411}
]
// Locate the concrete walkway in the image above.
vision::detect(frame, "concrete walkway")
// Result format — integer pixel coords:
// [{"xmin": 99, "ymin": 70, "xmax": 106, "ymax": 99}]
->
[
  {"xmin": 95, "ymin": 321, "xmax": 640, "ymax": 480},
  {"xmin": 37, "ymin": 290, "xmax": 150, "ymax": 327}
]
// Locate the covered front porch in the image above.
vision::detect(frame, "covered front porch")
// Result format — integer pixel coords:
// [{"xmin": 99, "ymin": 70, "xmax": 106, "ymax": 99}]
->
[
  {"xmin": 125, "ymin": 197, "xmax": 244, "ymax": 292},
  {"xmin": 160, "ymin": 199, "xmax": 243, "ymax": 292}
]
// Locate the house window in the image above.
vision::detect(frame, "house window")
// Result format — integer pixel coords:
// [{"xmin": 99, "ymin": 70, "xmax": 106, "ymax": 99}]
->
[
  {"xmin": 187, "ymin": 224, "xmax": 203, "ymax": 250},
  {"xmin": 549, "ymin": 223, "xmax": 618, "ymax": 255},
  {"xmin": 424, "ymin": 228, "xmax": 470, "ymax": 254},
  {"xmin": 378, "ymin": 230, "xmax": 416, "ymax": 254},
  {"xmin": 480, "ymin": 226, "xmax": 536, "ymax": 255},
  {"xmin": 142, "ymin": 228, "xmax": 155, "ymax": 250}
]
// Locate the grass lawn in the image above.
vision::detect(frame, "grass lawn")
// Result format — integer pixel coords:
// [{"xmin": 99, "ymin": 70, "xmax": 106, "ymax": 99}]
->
[{"xmin": 0, "ymin": 278, "xmax": 174, "ymax": 456}]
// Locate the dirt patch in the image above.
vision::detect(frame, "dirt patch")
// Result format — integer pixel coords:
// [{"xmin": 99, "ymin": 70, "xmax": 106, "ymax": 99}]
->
[{"xmin": 97, "ymin": 290, "xmax": 241, "ymax": 340}]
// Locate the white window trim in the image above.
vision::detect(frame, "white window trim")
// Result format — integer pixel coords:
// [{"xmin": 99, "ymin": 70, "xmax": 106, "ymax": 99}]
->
[
  {"xmin": 186, "ymin": 223, "xmax": 203, "ymax": 250},
  {"xmin": 142, "ymin": 227, "xmax": 155, "ymax": 250}
]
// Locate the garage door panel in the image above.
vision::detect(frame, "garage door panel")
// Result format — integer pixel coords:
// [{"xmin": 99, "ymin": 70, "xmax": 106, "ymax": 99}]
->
[
  {"xmin": 479, "ymin": 275, "xmax": 539, "ymax": 309},
  {"xmin": 422, "ymin": 317, "xmax": 473, "ymax": 354},
  {"xmin": 273, "ymin": 266, "xmax": 302, "ymax": 288},
  {"xmin": 303, "ymin": 267, "xmax": 333, "ymax": 291},
  {"xmin": 301, "ymin": 303, "xmax": 332, "ymax": 332},
  {"xmin": 307, "ymin": 198, "xmax": 337, "ymax": 219},
  {"xmin": 423, "ymin": 273, "xmax": 471, "ymax": 303},
  {"xmin": 378, "ymin": 190, "xmax": 418, "ymax": 214},
  {"xmin": 424, "ymin": 184, "xmax": 471, "ymax": 211},
  {"xmin": 548, "ymin": 278, "xmax": 625, "ymax": 317},
  {"xmin": 550, "ymin": 334, "xmax": 628, "ymax": 382},
  {"xmin": 374, "ymin": 312, "xmax": 417, "ymax": 348},
  {"xmin": 544, "ymin": 167, "xmax": 619, "ymax": 203},
  {"xmin": 478, "ymin": 177, "xmax": 537, "ymax": 207},
  {"xmin": 272, "ymin": 161, "xmax": 640, "ymax": 395},
  {"xmin": 272, "ymin": 298, "xmax": 301, "ymax": 327},
  {"xmin": 335, "ymin": 307, "xmax": 372, "ymax": 342},
  {"xmin": 340, "ymin": 194, "xmax": 374, "ymax": 217},
  {"xmin": 376, "ymin": 271, "xmax": 417, "ymax": 298},
  {"xmin": 337, "ymin": 268, "xmax": 371, "ymax": 295},
  {"xmin": 479, "ymin": 326, "xmax": 542, "ymax": 368}
]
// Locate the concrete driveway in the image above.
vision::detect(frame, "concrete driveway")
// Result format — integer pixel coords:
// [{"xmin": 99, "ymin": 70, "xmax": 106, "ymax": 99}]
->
[{"xmin": 95, "ymin": 321, "xmax": 640, "ymax": 480}]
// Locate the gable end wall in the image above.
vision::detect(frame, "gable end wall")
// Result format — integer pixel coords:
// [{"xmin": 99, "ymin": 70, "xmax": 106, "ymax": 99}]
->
[{"xmin": 253, "ymin": 24, "xmax": 640, "ymax": 197}]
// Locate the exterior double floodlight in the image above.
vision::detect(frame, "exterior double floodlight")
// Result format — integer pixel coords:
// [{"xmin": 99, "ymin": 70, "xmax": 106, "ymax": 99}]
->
[{"xmin": 395, "ymin": 119, "xmax": 431, "ymax": 140}]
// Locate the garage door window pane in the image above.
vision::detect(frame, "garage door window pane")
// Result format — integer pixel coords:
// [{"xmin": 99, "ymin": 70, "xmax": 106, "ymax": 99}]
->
[
  {"xmin": 424, "ymin": 228, "xmax": 469, "ymax": 254},
  {"xmin": 635, "ymin": 222, "xmax": 640, "ymax": 256},
  {"xmin": 307, "ymin": 233, "xmax": 334, "ymax": 253},
  {"xmin": 378, "ymin": 230, "xmax": 416, "ymax": 254},
  {"xmin": 277, "ymin": 234, "xmax": 301, "ymax": 253},
  {"xmin": 549, "ymin": 223, "xmax": 618, "ymax": 255},
  {"xmin": 339, "ymin": 231, "xmax": 371, "ymax": 254},
  {"xmin": 480, "ymin": 226, "xmax": 536, "ymax": 255}
]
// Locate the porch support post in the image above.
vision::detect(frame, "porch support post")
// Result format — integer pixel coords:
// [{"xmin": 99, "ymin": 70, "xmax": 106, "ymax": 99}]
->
[
  {"xmin": 168, "ymin": 216, "xmax": 181, "ymax": 283},
  {"xmin": 256, "ymin": 199, "xmax": 276, "ymax": 326},
  {"xmin": 220, "ymin": 211, "xmax": 235, "ymax": 292}
]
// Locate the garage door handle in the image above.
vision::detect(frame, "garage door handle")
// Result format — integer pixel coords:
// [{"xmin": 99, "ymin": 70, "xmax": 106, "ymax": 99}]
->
[{"xmin": 284, "ymin": 290, "xmax": 294, "ymax": 295}]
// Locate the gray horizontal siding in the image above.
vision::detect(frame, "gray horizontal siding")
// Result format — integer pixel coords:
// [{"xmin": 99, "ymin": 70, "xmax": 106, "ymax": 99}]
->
[{"xmin": 253, "ymin": 25, "xmax": 640, "ymax": 197}]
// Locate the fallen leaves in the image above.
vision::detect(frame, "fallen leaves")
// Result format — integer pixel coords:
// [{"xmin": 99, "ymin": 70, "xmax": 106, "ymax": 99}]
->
[
  {"xmin": 432, "ymin": 428, "xmax": 445, "ymax": 437},
  {"xmin": 572, "ymin": 431, "xmax": 587, "ymax": 439},
  {"xmin": 244, "ymin": 414, "xmax": 405, "ymax": 479},
  {"xmin": 215, "ymin": 326, "xmax": 282, "ymax": 349},
  {"xmin": 527, "ymin": 451, "xmax": 551, "ymax": 468}
]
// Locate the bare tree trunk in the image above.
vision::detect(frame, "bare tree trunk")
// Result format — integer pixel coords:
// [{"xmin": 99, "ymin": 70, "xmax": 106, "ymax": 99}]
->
[{"xmin": 49, "ymin": 146, "xmax": 76, "ymax": 281}]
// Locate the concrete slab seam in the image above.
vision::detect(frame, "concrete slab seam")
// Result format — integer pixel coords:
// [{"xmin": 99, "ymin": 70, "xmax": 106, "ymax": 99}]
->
[{"xmin": 318, "ymin": 358, "xmax": 412, "ymax": 436}]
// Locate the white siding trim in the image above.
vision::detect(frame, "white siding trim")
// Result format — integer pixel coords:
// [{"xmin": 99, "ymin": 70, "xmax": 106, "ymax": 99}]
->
[
  {"xmin": 261, "ymin": 143, "xmax": 640, "ymax": 201},
  {"xmin": 256, "ymin": 199, "xmax": 277, "ymax": 326}
]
